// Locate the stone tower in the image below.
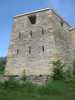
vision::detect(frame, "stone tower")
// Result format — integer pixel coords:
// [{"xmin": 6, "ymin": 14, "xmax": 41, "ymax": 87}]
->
[{"xmin": 5, "ymin": 8, "xmax": 73, "ymax": 82}]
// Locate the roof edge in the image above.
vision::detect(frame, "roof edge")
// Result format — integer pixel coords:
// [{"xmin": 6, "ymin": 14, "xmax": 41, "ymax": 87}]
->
[
  {"xmin": 69, "ymin": 27, "xmax": 75, "ymax": 31},
  {"xmin": 14, "ymin": 8, "xmax": 50, "ymax": 18},
  {"xmin": 14, "ymin": 8, "xmax": 71, "ymax": 27},
  {"xmin": 51, "ymin": 9, "xmax": 70, "ymax": 26}
]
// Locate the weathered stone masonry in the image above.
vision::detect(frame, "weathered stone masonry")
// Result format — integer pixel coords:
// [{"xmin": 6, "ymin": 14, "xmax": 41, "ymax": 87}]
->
[{"xmin": 5, "ymin": 8, "xmax": 75, "ymax": 83}]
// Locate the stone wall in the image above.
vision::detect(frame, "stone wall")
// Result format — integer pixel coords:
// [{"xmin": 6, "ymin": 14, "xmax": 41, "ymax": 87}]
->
[
  {"xmin": 69, "ymin": 29, "xmax": 75, "ymax": 60},
  {"xmin": 5, "ymin": 9, "xmax": 72, "ymax": 77}
]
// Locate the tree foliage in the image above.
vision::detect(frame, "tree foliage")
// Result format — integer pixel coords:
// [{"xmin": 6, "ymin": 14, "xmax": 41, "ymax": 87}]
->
[
  {"xmin": 0, "ymin": 57, "xmax": 6, "ymax": 74},
  {"xmin": 52, "ymin": 60, "xmax": 65, "ymax": 80}
]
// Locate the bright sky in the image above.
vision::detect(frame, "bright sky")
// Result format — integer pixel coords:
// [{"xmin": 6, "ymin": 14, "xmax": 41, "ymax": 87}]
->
[{"xmin": 0, "ymin": 0, "xmax": 75, "ymax": 57}]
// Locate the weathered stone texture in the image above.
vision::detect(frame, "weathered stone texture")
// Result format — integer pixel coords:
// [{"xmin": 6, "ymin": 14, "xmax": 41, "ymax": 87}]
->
[
  {"xmin": 69, "ymin": 29, "xmax": 75, "ymax": 60},
  {"xmin": 5, "ymin": 9, "xmax": 72, "ymax": 77}
]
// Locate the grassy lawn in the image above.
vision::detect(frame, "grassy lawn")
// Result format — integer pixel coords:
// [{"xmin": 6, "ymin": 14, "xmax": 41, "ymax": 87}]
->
[{"xmin": 0, "ymin": 79, "xmax": 75, "ymax": 100}]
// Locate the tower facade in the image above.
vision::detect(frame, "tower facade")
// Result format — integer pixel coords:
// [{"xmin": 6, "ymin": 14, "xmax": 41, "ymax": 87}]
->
[{"xmin": 5, "ymin": 8, "xmax": 72, "ymax": 81}]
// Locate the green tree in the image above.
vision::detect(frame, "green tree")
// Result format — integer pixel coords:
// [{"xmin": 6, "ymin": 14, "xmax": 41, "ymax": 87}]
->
[
  {"xmin": 0, "ymin": 57, "xmax": 6, "ymax": 74},
  {"xmin": 73, "ymin": 60, "xmax": 75, "ymax": 75},
  {"xmin": 21, "ymin": 69, "xmax": 26, "ymax": 81},
  {"xmin": 52, "ymin": 60, "xmax": 65, "ymax": 80}
]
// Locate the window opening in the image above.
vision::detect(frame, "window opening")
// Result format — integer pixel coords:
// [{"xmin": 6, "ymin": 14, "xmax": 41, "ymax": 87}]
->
[
  {"xmin": 17, "ymin": 49, "xmax": 19, "ymax": 55},
  {"xmin": 60, "ymin": 20, "xmax": 64, "ymax": 27},
  {"xmin": 30, "ymin": 31, "xmax": 32, "ymax": 37},
  {"xmin": 19, "ymin": 32, "xmax": 21, "ymax": 39},
  {"xmin": 29, "ymin": 46, "xmax": 31, "ymax": 54},
  {"xmin": 42, "ymin": 28, "xmax": 44, "ymax": 35},
  {"xmin": 28, "ymin": 15, "xmax": 36, "ymax": 24},
  {"xmin": 42, "ymin": 46, "xmax": 44, "ymax": 52}
]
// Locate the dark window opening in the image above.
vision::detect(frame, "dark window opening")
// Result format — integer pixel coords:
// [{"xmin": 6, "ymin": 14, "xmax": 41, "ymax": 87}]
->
[
  {"xmin": 17, "ymin": 49, "xmax": 19, "ymax": 55},
  {"xmin": 30, "ymin": 31, "xmax": 32, "ymax": 37},
  {"xmin": 29, "ymin": 46, "xmax": 31, "ymax": 54},
  {"xmin": 39, "ymin": 75, "xmax": 42, "ymax": 77},
  {"xmin": 42, "ymin": 28, "xmax": 44, "ymax": 35},
  {"xmin": 42, "ymin": 46, "xmax": 44, "ymax": 52},
  {"xmin": 60, "ymin": 20, "xmax": 64, "ymax": 27},
  {"xmin": 19, "ymin": 32, "xmax": 21, "ymax": 39},
  {"xmin": 28, "ymin": 15, "xmax": 36, "ymax": 24}
]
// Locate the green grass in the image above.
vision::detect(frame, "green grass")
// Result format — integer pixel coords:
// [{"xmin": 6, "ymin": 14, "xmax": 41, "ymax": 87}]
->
[{"xmin": 0, "ymin": 78, "xmax": 75, "ymax": 100}]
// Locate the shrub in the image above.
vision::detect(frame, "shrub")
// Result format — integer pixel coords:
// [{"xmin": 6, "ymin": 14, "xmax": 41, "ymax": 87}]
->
[
  {"xmin": 52, "ymin": 60, "xmax": 65, "ymax": 80},
  {"xmin": 2, "ymin": 76, "xmax": 20, "ymax": 89},
  {"xmin": 73, "ymin": 60, "xmax": 75, "ymax": 75},
  {"xmin": 21, "ymin": 69, "xmax": 26, "ymax": 81},
  {"xmin": 0, "ymin": 57, "xmax": 6, "ymax": 74}
]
